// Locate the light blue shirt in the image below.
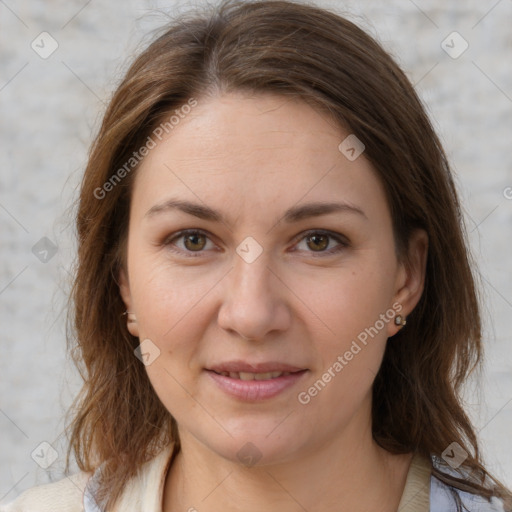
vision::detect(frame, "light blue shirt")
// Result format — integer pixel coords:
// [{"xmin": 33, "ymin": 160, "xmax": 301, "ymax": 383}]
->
[{"xmin": 429, "ymin": 456, "xmax": 507, "ymax": 511}]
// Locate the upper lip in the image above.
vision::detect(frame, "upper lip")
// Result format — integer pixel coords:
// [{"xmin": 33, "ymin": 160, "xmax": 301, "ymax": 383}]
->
[{"xmin": 207, "ymin": 360, "xmax": 306, "ymax": 373}]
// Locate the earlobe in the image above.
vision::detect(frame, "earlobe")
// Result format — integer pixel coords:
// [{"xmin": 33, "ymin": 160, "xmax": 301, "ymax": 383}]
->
[{"xmin": 388, "ymin": 229, "xmax": 429, "ymax": 336}]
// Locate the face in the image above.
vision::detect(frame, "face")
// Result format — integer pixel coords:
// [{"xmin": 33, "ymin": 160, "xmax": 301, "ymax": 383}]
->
[{"xmin": 119, "ymin": 92, "xmax": 427, "ymax": 465}]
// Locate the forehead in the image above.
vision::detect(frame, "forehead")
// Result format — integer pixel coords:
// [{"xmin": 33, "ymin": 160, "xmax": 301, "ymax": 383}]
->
[{"xmin": 131, "ymin": 92, "xmax": 387, "ymax": 223}]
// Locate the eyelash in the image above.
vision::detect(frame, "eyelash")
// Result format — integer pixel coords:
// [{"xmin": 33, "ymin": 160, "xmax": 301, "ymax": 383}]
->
[{"xmin": 163, "ymin": 229, "xmax": 349, "ymax": 258}]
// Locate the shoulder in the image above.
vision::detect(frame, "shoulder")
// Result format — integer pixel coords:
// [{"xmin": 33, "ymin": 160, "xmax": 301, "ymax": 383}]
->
[
  {"xmin": 0, "ymin": 471, "xmax": 92, "ymax": 512},
  {"xmin": 430, "ymin": 457, "xmax": 508, "ymax": 512},
  {"xmin": 1, "ymin": 444, "xmax": 176, "ymax": 512}
]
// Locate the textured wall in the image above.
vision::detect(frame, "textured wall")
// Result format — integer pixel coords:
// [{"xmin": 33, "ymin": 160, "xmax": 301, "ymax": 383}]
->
[{"xmin": 1, "ymin": 0, "xmax": 511, "ymax": 502}]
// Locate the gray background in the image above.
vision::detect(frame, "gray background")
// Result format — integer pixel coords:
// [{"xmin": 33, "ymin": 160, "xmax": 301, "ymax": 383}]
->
[{"xmin": 1, "ymin": 0, "xmax": 511, "ymax": 503}]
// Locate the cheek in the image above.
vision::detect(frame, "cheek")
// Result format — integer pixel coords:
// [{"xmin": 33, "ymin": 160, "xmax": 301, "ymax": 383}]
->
[
  {"xmin": 291, "ymin": 254, "xmax": 396, "ymax": 405},
  {"xmin": 294, "ymin": 258, "xmax": 396, "ymax": 349},
  {"xmin": 294, "ymin": 273, "xmax": 392, "ymax": 432},
  {"xmin": 129, "ymin": 249, "xmax": 219, "ymax": 341},
  {"xmin": 131, "ymin": 258, "xmax": 220, "ymax": 422}
]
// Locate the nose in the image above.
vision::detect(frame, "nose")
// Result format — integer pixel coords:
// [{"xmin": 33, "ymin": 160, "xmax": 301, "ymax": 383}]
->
[{"xmin": 217, "ymin": 251, "xmax": 291, "ymax": 342}]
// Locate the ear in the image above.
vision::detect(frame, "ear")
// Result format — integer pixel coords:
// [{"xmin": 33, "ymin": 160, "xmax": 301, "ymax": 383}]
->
[
  {"xmin": 387, "ymin": 229, "xmax": 428, "ymax": 336},
  {"xmin": 118, "ymin": 266, "xmax": 139, "ymax": 338}
]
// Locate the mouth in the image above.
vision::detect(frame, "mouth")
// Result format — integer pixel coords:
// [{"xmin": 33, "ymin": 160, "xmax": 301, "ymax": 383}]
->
[
  {"xmin": 210, "ymin": 370, "xmax": 296, "ymax": 380},
  {"xmin": 205, "ymin": 361, "xmax": 308, "ymax": 401}
]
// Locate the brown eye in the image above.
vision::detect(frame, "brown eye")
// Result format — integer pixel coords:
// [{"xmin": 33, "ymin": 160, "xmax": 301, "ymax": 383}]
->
[
  {"xmin": 164, "ymin": 229, "xmax": 215, "ymax": 256},
  {"xmin": 306, "ymin": 233, "xmax": 329, "ymax": 251},
  {"xmin": 183, "ymin": 232, "xmax": 207, "ymax": 251},
  {"xmin": 293, "ymin": 230, "xmax": 348, "ymax": 256}
]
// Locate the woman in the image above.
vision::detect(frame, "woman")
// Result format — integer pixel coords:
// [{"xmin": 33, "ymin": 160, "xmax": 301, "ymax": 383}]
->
[{"xmin": 2, "ymin": 1, "xmax": 511, "ymax": 511}]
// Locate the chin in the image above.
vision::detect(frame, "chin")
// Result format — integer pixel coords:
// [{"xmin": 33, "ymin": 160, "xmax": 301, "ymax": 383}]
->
[{"xmin": 196, "ymin": 422, "xmax": 307, "ymax": 468}]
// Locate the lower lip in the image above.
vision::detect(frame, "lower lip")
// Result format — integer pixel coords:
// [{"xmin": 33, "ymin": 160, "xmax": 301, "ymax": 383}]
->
[{"xmin": 205, "ymin": 370, "xmax": 308, "ymax": 401}]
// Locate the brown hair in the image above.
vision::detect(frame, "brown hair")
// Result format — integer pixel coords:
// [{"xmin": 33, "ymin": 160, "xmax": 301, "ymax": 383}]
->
[{"xmin": 65, "ymin": 0, "xmax": 512, "ymax": 510}]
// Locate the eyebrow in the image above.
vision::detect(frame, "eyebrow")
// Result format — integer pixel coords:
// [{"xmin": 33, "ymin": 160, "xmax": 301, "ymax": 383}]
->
[{"xmin": 144, "ymin": 198, "xmax": 367, "ymax": 225}]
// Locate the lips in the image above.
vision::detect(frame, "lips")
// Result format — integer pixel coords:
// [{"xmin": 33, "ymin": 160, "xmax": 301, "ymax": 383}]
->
[{"xmin": 205, "ymin": 360, "xmax": 308, "ymax": 401}]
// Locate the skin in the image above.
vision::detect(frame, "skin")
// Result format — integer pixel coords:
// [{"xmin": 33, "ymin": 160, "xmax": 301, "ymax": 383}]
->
[{"xmin": 119, "ymin": 92, "xmax": 428, "ymax": 512}]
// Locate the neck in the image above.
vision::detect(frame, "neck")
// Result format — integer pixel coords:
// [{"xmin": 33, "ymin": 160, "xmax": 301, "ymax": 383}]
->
[{"xmin": 163, "ymin": 407, "xmax": 413, "ymax": 512}]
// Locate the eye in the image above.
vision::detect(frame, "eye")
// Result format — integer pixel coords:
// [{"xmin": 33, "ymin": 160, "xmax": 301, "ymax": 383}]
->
[
  {"xmin": 164, "ymin": 229, "xmax": 217, "ymax": 256},
  {"xmin": 292, "ymin": 230, "xmax": 348, "ymax": 256},
  {"xmin": 163, "ymin": 228, "xmax": 348, "ymax": 258}
]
